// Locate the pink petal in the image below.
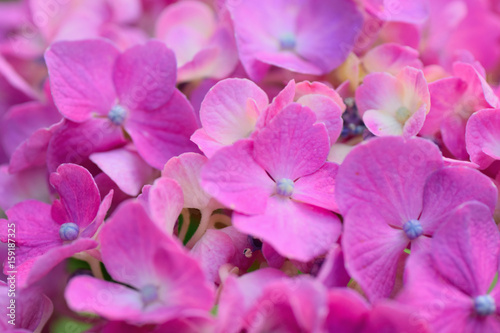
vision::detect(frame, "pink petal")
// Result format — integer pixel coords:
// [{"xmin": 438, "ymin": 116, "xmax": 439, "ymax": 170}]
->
[
  {"xmin": 147, "ymin": 178, "xmax": 183, "ymax": 234},
  {"xmin": 366, "ymin": 301, "xmax": 431, "ymax": 333},
  {"xmin": 466, "ymin": 108, "xmax": 500, "ymax": 169},
  {"xmin": 342, "ymin": 204, "xmax": 409, "ymax": 301},
  {"xmin": 335, "ymin": 136, "xmax": 443, "ymax": 220},
  {"xmin": 20, "ymin": 238, "xmax": 98, "ymax": 288},
  {"xmin": 201, "ymin": 140, "xmax": 275, "ymax": 215},
  {"xmin": 0, "ymin": 166, "xmax": 51, "ymax": 211},
  {"xmin": 162, "ymin": 153, "xmax": 213, "ymax": 210},
  {"xmin": 362, "ymin": 43, "xmax": 423, "ymax": 75},
  {"xmin": 254, "ymin": 103, "xmax": 330, "ymax": 180},
  {"xmin": 356, "ymin": 72, "xmax": 401, "ymax": 116},
  {"xmin": 199, "ymin": 78, "xmax": 268, "ymax": 145},
  {"xmin": 190, "ymin": 229, "xmax": 235, "ymax": 283},
  {"xmin": 432, "ymin": 201, "xmax": 500, "ymax": 296},
  {"xmin": 65, "ymin": 276, "xmax": 144, "ymax": 322},
  {"xmin": 80, "ymin": 190, "xmax": 114, "ymax": 239},
  {"xmin": 362, "ymin": 110, "xmax": 404, "ymax": 136},
  {"xmin": 0, "ymin": 200, "xmax": 60, "ymax": 266},
  {"xmin": 90, "ymin": 147, "xmax": 155, "ymax": 196},
  {"xmin": 46, "ymin": 118, "xmax": 127, "ymax": 173},
  {"xmin": 364, "ymin": 0, "xmax": 428, "ymax": 24},
  {"xmin": 258, "ymin": 79, "xmax": 295, "ymax": 128},
  {"xmin": 100, "ymin": 200, "xmax": 175, "ymax": 287},
  {"xmin": 45, "ymin": 40, "xmax": 119, "ymax": 122},
  {"xmin": 49, "ymin": 163, "xmax": 101, "ymax": 228},
  {"xmin": 316, "ymin": 244, "xmax": 350, "ymax": 288},
  {"xmin": 233, "ymin": 196, "xmax": 341, "ymax": 262},
  {"xmin": 324, "ymin": 288, "xmax": 369, "ymax": 333},
  {"xmin": 113, "ymin": 40, "xmax": 176, "ymax": 111},
  {"xmin": 125, "ymin": 89, "xmax": 199, "ymax": 169},
  {"xmin": 190, "ymin": 128, "xmax": 226, "ymax": 158},
  {"xmin": 419, "ymin": 167, "xmax": 497, "ymax": 234},
  {"xmin": 295, "ymin": 81, "xmax": 346, "ymax": 112},
  {"xmin": 293, "ymin": 162, "xmax": 339, "ymax": 212}
]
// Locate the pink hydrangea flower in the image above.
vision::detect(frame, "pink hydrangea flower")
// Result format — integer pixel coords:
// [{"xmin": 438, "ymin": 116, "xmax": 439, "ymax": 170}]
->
[
  {"xmin": 191, "ymin": 78, "xmax": 269, "ymax": 158},
  {"xmin": 335, "ymin": 136, "xmax": 497, "ymax": 300},
  {"xmin": 355, "ymin": 66, "xmax": 430, "ymax": 138},
  {"xmin": 202, "ymin": 104, "xmax": 341, "ymax": 261},
  {"xmin": 155, "ymin": 0, "xmax": 238, "ymax": 82},
  {"xmin": 228, "ymin": 0, "xmax": 363, "ymax": 80},
  {"xmin": 65, "ymin": 200, "xmax": 215, "ymax": 325},
  {"xmin": 398, "ymin": 201, "xmax": 500, "ymax": 332},
  {"xmin": 420, "ymin": 62, "xmax": 498, "ymax": 159},
  {"xmin": 45, "ymin": 39, "xmax": 199, "ymax": 169},
  {"xmin": 0, "ymin": 164, "xmax": 113, "ymax": 287}
]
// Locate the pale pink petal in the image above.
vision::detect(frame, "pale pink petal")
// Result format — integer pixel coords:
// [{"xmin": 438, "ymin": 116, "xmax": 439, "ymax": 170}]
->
[
  {"xmin": 147, "ymin": 178, "xmax": 183, "ymax": 234},
  {"xmin": 201, "ymin": 140, "xmax": 275, "ymax": 215},
  {"xmin": 356, "ymin": 72, "xmax": 401, "ymax": 116},
  {"xmin": 190, "ymin": 128, "xmax": 226, "ymax": 158},
  {"xmin": 363, "ymin": 110, "xmax": 404, "ymax": 136},
  {"xmin": 113, "ymin": 40, "xmax": 176, "ymax": 111},
  {"xmin": 65, "ymin": 276, "xmax": 144, "ymax": 321},
  {"xmin": 90, "ymin": 147, "xmax": 155, "ymax": 196},
  {"xmin": 254, "ymin": 104, "xmax": 330, "ymax": 180},
  {"xmin": 364, "ymin": 0, "xmax": 428, "ymax": 24},
  {"xmin": 296, "ymin": 94, "xmax": 343, "ymax": 143},
  {"xmin": 293, "ymin": 162, "xmax": 338, "ymax": 212},
  {"xmin": 295, "ymin": 81, "xmax": 346, "ymax": 111},
  {"xmin": 363, "ymin": 43, "xmax": 423, "ymax": 75},
  {"xmin": 199, "ymin": 78, "xmax": 268, "ymax": 145},
  {"xmin": 162, "ymin": 153, "xmax": 213, "ymax": 210},
  {"xmin": 233, "ymin": 196, "xmax": 341, "ymax": 262},
  {"xmin": 125, "ymin": 89, "xmax": 199, "ymax": 169},
  {"xmin": 45, "ymin": 40, "xmax": 119, "ymax": 122},
  {"xmin": 466, "ymin": 108, "xmax": 500, "ymax": 169}
]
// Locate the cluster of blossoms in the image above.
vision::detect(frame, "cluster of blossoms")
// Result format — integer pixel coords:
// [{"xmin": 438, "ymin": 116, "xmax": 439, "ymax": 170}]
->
[{"xmin": 2, "ymin": 0, "xmax": 500, "ymax": 332}]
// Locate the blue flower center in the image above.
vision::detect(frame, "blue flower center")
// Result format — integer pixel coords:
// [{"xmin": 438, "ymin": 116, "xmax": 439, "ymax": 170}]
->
[
  {"xmin": 474, "ymin": 295, "xmax": 496, "ymax": 316},
  {"xmin": 279, "ymin": 33, "xmax": 296, "ymax": 51},
  {"xmin": 108, "ymin": 104, "xmax": 127, "ymax": 125},
  {"xmin": 140, "ymin": 284, "xmax": 159, "ymax": 306},
  {"xmin": 59, "ymin": 222, "xmax": 79, "ymax": 241},
  {"xmin": 276, "ymin": 178, "xmax": 294, "ymax": 197},
  {"xmin": 403, "ymin": 219, "xmax": 423, "ymax": 240}
]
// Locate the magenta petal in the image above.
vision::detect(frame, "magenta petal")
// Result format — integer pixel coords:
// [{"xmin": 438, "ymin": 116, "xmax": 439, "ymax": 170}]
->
[
  {"xmin": 365, "ymin": 301, "xmax": 431, "ymax": 333},
  {"xmin": 147, "ymin": 178, "xmax": 183, "ymax": 234},
  {"xmin": 45, "ymin": 40, "xmax": 119, "ymax": 122},
  {"xmin": 324, "ymin": 288, "xmax": 368, "ymax": 333},
  {"xmin": 65, "ymin": 276, "xmax": 144, "ymax": 321},
  {"xmin": 201, "ymin": 140, "xmax": 275, "ymax": 215},
  {"xmin": 316, "ymin": 244, "xmax": 350, "ymax": 288},
  {"xmin": 293, "ymin": 162, "xmax": 338, "ymax": 212},
  {"xmin": 80, "ymin": 190, "xmax": 114, "ymax": 239},
  {"xmin": 432, "ymin": 201, "xmax": 500, "ymax": 296},
  {"xmin": 20, "ymin": 238, "xmax": 98, "ymax": 288},
  {"xmin": 113, "ymin": 40, "xmax": 176, "ymax": 111},
  {"xmin": 466, "ymin": 108, "xmax": 500, "ymax": 169},
  {"xmin": 335, "ymin": 136, "xmax": 443, "ymax": 220},
  {"xmin": 8, "ymin": 126, "xmax": 54, "ymax": 173},
  {"xmin": 259, "ymin": 79, "xmax": 295, "ymax": 128},
  {"xmin": 100, "ymin": 201, "xmax": 180, "ymax": 286},
  {"xmin": 47, "ymin": 118, "xmax": 127, "ymax": 173},
  {"xmin": 254, "ymin": 103, "xmax": 330, "ymax": 180},
  {"xmin": 419, "ymin": 167, "xmax": 497, "ymax": 234},
  {"xmin": 90, "ymin": 147, "xmax": 155, "ymax": 196},
  {"xmin": 342, "ymin": 205, "xmax": 409, "ymax": 301},
  {"xmin": 50, "ymin": 164, "xmax": 100, "ymax": 228},
  {"xmin": 1, "ymin": 201, "xmax": 60, "ymax": 265},
  {"xmin": 233, "ymin": 196, "xmax": 341, "ymax": 262},
  {"xmin": 126, "ymin": 89, "xmax": 199, "ymax": 169}
]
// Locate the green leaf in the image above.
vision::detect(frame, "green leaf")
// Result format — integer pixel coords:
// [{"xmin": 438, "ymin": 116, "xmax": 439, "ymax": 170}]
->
[{"xmin": 51, "ymin": 318, "xmax": 93, "ymax": 333}]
